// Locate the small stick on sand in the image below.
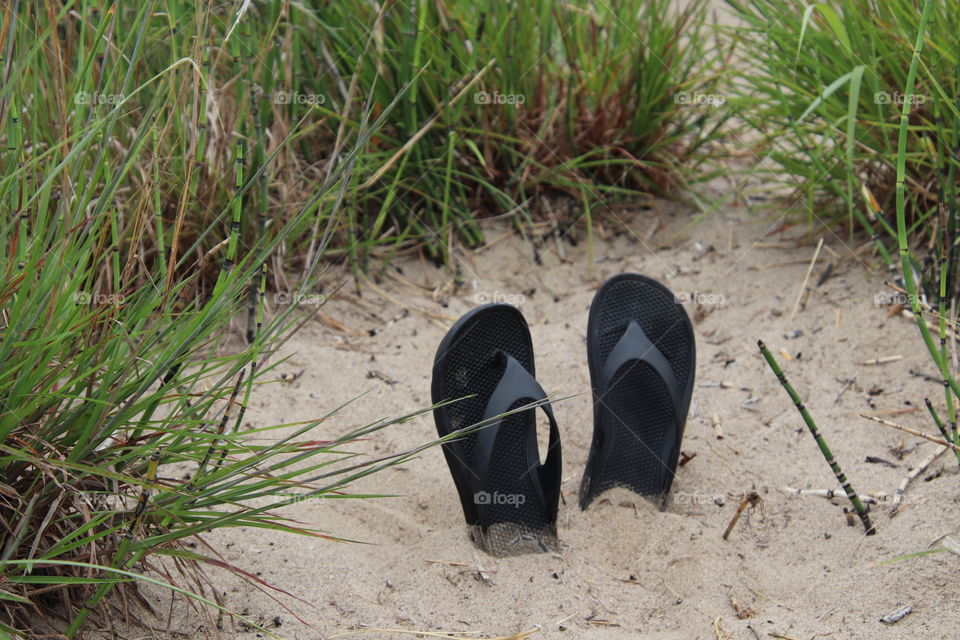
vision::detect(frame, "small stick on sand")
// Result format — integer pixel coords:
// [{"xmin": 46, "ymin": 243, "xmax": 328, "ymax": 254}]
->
[
  {"xmin": 329, "ymin": 628, "xmax": 537, "ymax": 640},
  {"xmin": 781, "ymin": 486, "xmax": 884, "ymax": 505},
  {"xmin": 788, "ymin": 237, "xmax": 823, "ymax": 322},
  {"xmin": 880, "ymin": 605, "xmax": 912, "ymax": 625},
  {"xmin": 425, "ymin": 559, "xmax": 470, "ymax": 567},
  {"xmin": 722, "ymin": 491, "xmax": 762, "ymax": 540},
  {"xmin": 834, "ymin": 373, "xmax": 858, "ymax": 404},
  {"xmin": 759, "ymin": 340, "xmax": 875, "ymax": 535},
  {"xmin": 712, "ymin": 414, "xmax": 723, "ymax": 439},
  {"xmin": 861, "ymin": 414, "xmax": 960, "ymax": 451},
  {"xmin": 859, "ymin": 355, "xmax": 904, "ymax": 366},
  {"xmin": 862, "ymin": 407, "xmax": 920, "ymax": 417},
  {"xmin": 890, "ymin": 445, "xmax": 948, "ymax": 517}
]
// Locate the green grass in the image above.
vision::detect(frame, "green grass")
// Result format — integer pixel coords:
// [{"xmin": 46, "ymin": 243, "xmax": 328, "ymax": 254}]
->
[
  {"xmin": 7, "ymin": 1, "xmax": 728, "ymax": 280},
  {"xmin": 312, "ymin": 0, "xmax": 729, "ymax": 259},
  {"xmin": 0, "ymin": 1, "xmax": 415, "ymax": 635},
  {"xmin": 726, "ymin": 0, "xmax": 960, "ymax": 439},
  {"xmin": 729, "ymin": 0, "xmax": 960, "ymax": 566},
  {"xmin": 725, "ymin": 0, "xmax": 959, "ymax": 299},
  {"xmin": 0, "ymin": 1, "xmax": 726, "ymax": 634}
]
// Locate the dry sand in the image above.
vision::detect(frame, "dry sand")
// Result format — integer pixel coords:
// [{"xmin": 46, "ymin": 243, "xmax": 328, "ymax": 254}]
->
[{"xmin": 150, "ymin": 201, "xmax": 960, "ymax": 640}]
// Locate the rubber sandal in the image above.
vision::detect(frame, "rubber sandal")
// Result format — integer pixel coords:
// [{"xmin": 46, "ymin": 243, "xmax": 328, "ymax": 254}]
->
[
  {"xmin": 431, "ymin": 303, "xmax": 561, "ymax": 556},
  {"xmin": 579, "ymin": 273, "xmax": 696, "ymax": 510}
]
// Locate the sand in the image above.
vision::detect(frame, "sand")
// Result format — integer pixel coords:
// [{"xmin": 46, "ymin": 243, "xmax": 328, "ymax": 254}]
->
[
  {"xmin": 140, "ymin": 199, "xmax": 960, "ymax": 640},
  {"xmin": 130, "ymin": 5, "xmax": 960, "ymax": 636}
]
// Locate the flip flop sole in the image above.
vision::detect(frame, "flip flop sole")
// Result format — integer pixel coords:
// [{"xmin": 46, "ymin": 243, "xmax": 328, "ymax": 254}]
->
[
  {"xmin": 581, "ymin": 274, "xmax": 696, "ymax": 509},
  {"xmin": 432, "ymin": 304, "xmax": 559, "ymax": 555}
]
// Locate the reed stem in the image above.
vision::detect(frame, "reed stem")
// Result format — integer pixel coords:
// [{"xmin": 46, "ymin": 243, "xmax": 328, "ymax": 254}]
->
[{"xmin": 758, "ymin": 340, "xmax": 875, "ymax": 535}]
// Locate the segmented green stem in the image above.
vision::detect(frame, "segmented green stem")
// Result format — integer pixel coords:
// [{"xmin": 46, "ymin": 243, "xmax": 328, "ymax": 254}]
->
[
  {"xmin": 152, "ymin": 128, "xmax": 166, "ymax": 281},
  {"xmin": 925, "ymin": 398, "xmax": 960, "ymax": 466},
  {"xmin": 894, "ymin": 0, "xmax": 960, "ymax": 402},
  {"xmin": 226, "ymin": 139, "xmax": 243, "ymax": 272},
  {"xmin": 194, "ymin": 369, "xmax": 246, "ymax": 479},
  {"xmin": 938, "ymin": 256, "xmax": 956, "ymax": 438},
  {"xmin": 110, "ymin": 208, "xmax": 120, "ymax": 292},
  {"xmin": 758, "ymin": 340, "xmax": 875, "ymax": 535}
]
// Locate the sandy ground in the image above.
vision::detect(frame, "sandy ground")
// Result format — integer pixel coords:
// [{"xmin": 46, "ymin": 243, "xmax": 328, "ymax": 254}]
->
[
  {"xmin": 121, "ymin": 4, "xmax": 960, "ymax": 638},
  {"xmin": 136, "ymin": 199, "xmax": 960, "ymax": 640}
]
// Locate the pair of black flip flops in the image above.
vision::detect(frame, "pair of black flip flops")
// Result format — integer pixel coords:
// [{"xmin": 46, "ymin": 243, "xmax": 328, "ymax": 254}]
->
[{"xmin": 431, "ymin": 273, "xmax": 696, "ymax": 556}]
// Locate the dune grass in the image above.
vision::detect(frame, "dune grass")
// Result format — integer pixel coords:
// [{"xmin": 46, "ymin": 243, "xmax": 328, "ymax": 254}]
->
[
  {"xmin": 0, "ymin": 1, "xmax": 410, "ymax": 635},
  {"xmin": 313, "ymin": 0, "xmax": 729, "ymax": 259},
  {"xmin": 9, "ymin": 0, "xmax": 728, "ymax": 281},
  {"xmin": 725, "ymin": 0, "xmax": 960, "ymax": 450},
  {"xmin": 0, "ymin": 0, "xmax": 728, "ymax": 635},
  {"xmin": 725, "ymin": 0, "xmax": 959, "ymax": 297}
]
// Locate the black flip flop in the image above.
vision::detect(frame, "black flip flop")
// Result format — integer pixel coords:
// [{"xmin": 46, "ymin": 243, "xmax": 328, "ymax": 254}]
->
[
  {"xmin": 431, "ymin": 304, "xmax": 561, "ymax": 556},
  {"xmin": 580, "ymin": 273, "xmax": 696, "ymax": 510}
]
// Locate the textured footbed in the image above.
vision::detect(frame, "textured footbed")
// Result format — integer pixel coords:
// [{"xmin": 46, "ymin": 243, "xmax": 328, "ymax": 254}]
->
[
  {"xmin": 432, "ymin": 304, "xmax": 558, "ymax": 556},
  {"xmin": 581, "ymin": 274, "xmax": 695, "ymax": 509}
]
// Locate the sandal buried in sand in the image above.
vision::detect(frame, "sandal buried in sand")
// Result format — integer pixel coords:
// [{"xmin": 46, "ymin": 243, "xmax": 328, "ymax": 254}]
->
[
  {"xmin": 580, "ymin": 273, "xmax": 696, "ymax": 510},
  {"xmin": 431, "ymin": 304, "xmax": 561, "ymax": 556}
]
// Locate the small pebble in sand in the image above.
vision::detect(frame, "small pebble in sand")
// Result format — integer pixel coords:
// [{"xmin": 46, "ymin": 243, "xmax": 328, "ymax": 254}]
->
[{"xmin": 880, "ymin": 605, "xmax": 912, "ymax": 625}]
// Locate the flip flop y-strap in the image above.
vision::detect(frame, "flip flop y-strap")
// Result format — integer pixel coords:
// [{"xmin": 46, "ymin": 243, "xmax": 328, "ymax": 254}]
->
[
  {"xmin": 599, "ymin": 319, "xmax": 684, "ymax": 426},
  {"xmin": 469, "ymin": 351, "xmax": 561, "ymax": 525}
]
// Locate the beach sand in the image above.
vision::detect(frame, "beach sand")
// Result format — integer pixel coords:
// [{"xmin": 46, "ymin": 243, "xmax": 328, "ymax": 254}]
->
[{"xmin": 147, "ymin": 199, "xmax": 960, "ymax": 640}]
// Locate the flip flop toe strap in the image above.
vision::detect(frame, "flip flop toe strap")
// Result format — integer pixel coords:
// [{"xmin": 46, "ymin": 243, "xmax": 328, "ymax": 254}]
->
[
  {"xmin": 469, "ymin": 351, "xmax": 561, "ymax": 525},
  {"xmin": 600, "ymin": 319, "xmax": 683, "ymax": 425},
  {"xmin": 593, "ymin": 320, "xmax": 683, "ymax": 493}
]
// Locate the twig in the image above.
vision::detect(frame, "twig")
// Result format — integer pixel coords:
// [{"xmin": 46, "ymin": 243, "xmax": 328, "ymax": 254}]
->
[
  {"xmin": 890, "ymin": 445, "xmax": 948, "ymax": 517},
  {"xmin": 834, "ymin": 374, "xmax": 858, "ymax": 404},
  {"xmin": 788, "ymin": 237, "xmax": 823, "ymax": 322},
  {"xmin": 425, "ymin": 559, "xmax": 469, "ymax": 567},
  {"xmin": 859, "ymin": 355, "xmax": 903, "ymax": 365},
  {"xmin": 722, "ymin": 491, "xmax": 761, "ymax": 540},
  {"xmin": 759, "ymin": 340, "xmax": 875, "ymax": 534},
  {"xmin": 880, "ymin": 605, "xmax": 912, "ymax": 625},
  {"xmin": 781, "ymin": 486, "xmax": 884, "ymax": 505},
  {"xmin": 862, "ymin": 407, "xmax": 920, "ymax": 417},
  {"xmin": 329, "ymin": 628, "xmax": 537, "ymax": 640},
  {"xmin": 861, "ymin": 414, "xmax": 960, "ymax": 451}
]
